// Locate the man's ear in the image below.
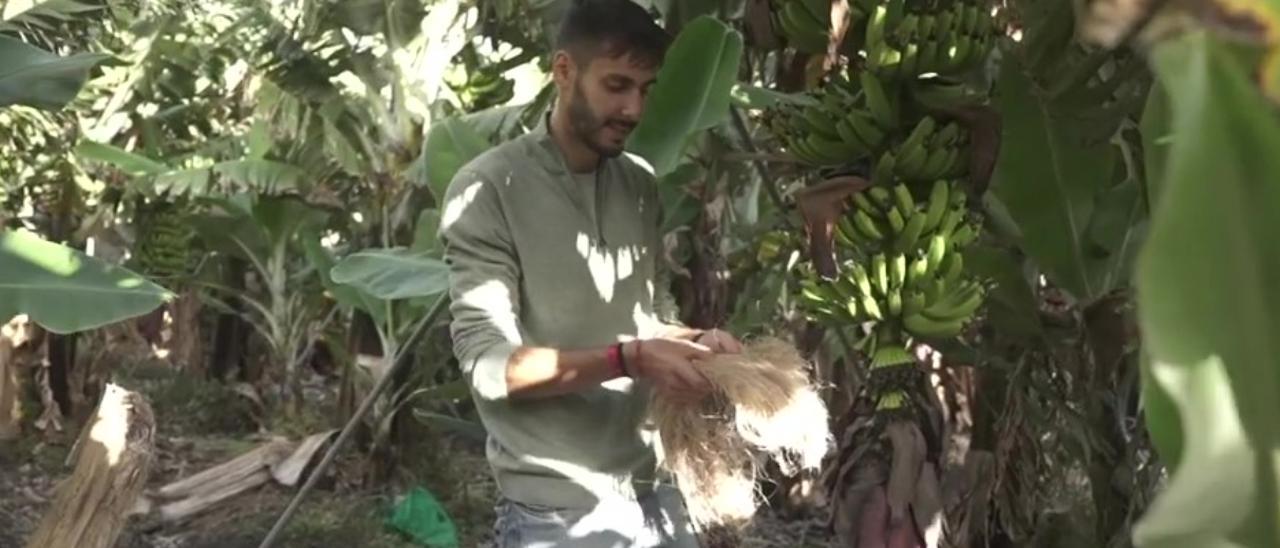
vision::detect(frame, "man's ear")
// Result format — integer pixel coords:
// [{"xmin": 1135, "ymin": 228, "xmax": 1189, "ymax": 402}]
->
[{"xmin": 551, "ymin": 51, "xmax": 574, "ymax": 89}]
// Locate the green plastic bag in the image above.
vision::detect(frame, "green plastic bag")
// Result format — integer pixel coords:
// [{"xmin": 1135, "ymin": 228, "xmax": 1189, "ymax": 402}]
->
[{"xmin": 385, "ymin": 487, "xmax": 459, "ymax": 547}]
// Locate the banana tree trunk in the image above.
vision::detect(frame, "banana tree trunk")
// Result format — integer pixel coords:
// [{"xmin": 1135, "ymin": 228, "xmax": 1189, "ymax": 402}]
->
[{"xmin": 826, "ymin": 343, "xmax": 948, "ymax": 547}]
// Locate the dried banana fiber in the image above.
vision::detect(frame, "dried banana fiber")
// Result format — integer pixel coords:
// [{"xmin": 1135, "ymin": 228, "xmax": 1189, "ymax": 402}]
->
[{"xmin": 650, "ymin": 336, "xmax": 833, "ymax": 535}]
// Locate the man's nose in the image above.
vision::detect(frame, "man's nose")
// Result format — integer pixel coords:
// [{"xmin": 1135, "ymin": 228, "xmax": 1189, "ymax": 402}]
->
[{"xmin": 619, "ymin": 90, "xmax": 646, "ymax": 121}]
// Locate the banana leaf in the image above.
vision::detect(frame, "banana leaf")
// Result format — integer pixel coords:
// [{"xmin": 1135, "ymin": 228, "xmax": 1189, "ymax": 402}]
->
[
  {"xmin": 1133, "ymin": 30, "xmax": 1280, "ymax": 548},
  {"xmin": 330, "ymin": 248, "xmax": 449, "ymax": 301},
  {"xmin": 0, "ymin": 34, "xmax": 111, "ymax": 110},
  {"xmin": 626, "ymin": 15, "xmax": 743, "ymax": 177},
  {"xmin": 0, "ymin": 229, "xmax": 172, "ymax": 333}
]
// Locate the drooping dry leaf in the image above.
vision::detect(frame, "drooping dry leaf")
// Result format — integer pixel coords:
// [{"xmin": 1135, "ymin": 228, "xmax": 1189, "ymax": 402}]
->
[
  {"xmin": 825, "ymin": 0, "xmax": 852, "ymax": 71},
  {"xmin": 885, "ymin": 421, "xmax": 926, "ymax": 524},
  {"xmin": 795, "ymin": 176, "xmax": 871, "ymax": 277}
]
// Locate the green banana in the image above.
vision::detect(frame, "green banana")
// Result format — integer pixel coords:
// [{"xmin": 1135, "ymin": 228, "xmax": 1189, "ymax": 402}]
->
[
  {"xmin": 899, "ymin": 42, "xmax": 919, "ymax": 78},
  {"xmin": 903, "ymin": 290, "xmax": 927, "ymax": 315},
  {"xmin": 853, "ymin": 209, "xmax": 887, "ymax": 241},
  {"xmin": 934, "ymin": 122, "xmax": 963, "ymax": 147},
  {"xmin": 887, "ymin": 206, "xmax": 906, "ymax": 233},
  {"xmin": 802, "ymin": 105, "xmax": 842, "ymax": 138},
  {"xmin": 942, "ymin": 147, "xmax": 966, "ymax": 178},
  {"xmin": 893, "ymin": 14, "xmax": 918, "ymax": 45},
  {"xmin": 895, "ymin": 117, "xmax": 935, "ymax": 176},
  {"xmin": 868, "ymin": 186, "xmax": 894, "ymax": 208},
  {"xmin": 779, "ymin": 3, "xmax": 829, "ymax": 52},
  {"xmin": 892, "ymin": 183, "xmax": 915, "ymax": 213},
  {"xmin": 924, "ymin": 282, "xmax": 983, "ymax": 320},
  {"xmin": 895, "ymin": 138, "xmax": 929, "ymax": 178},
  {"xmin": 844, "ymin": 299, "xmax": 865, "ymax": 321},
  {"xmin": 864, "ymin": 4, "xmax": 890, "ymax": 71},
  {"xmin": 925, "ymin": 234, "xmax": 947, "ymax": 275},
  {"xmin": 860, "ymin": 71, "xmax": 895, "ymax": 129},
  {"xmin": 846, "ymin": 111, "xmax": 886, "ymax": 148},
  {"xmin": 894, "ymin": 209, "xmax": 927, "ymax": 253},
  {"xmin": 908, "ymin": 254, "xmax": 929, "ymax": 286},
  {"xmin": 938, "ymin": 207, "xmax": 964, "ymax": 237},
  {"xmin": 808, "ymin": 133, "xmax": 863, "ymax": 160},
  {"xmin": 922, "ymin": 180, "xmax": 950, "ymax": 232},
  {"xmin": 831, "ymin": 273, "xmax": 858, "ymax": 301},
  {"xmin": 918, "ymin": 13, "xmax": 937, "ymax": 39},
  {"xmin": 903, "ymin": 312, "xmax": 965, "ymax": 338},
  {"xmin": 888, "ymin": 290, "xmax": 903, "ymax": 316},
  {"xmin": 852, "ymin": 263, "xmax": 874, "ymax": 296},
  {"xmin": 836, "ymin": 216, "xmax": 858, "ymax": 247},
  {"xmin": 871, "ymin": 151, "xmax": 897, "ymax": 187},
  {"xmin": 874, "ymin": 253, "xmax": 890, "ymax": 296},
  {"xmin": 936, "ymin": 11, "xmax": 955, "ymax": 37},
  {"xmin": 891, "ymin": 253, "xmax": 907, "ymax": 288},
  {"xmin": 853, "ymin": 192, "xmax": 883, "ymax": 219},
  {"xmin": 941, "ymin": 251, "xmax": 965, "ymax": 285},
  {"xmin": 963, "ymin": 5, "xmax": 981, "ymax": 36},
  {"xmin": 952, "ymin": 223, "xmax": 977, "ymax": 246},
  {"xmin": 836, "ymin": 119, "xmax": 872, "ymax": 151},
  {"xmin": 925, "ymin": 278, "xmax": 945, "ymax": 304},
  {"xmin": 950, "ymin": 36, "xmax": 974, "ymax": 72},
  {"xmin": 862, "ymin": 294, "xmax": 884, "ymax": 320},
  {"xmin": 787, "ymin": 136, "xmax": 822, "ymax": 164},
  {"xmin": 918, "ymin": 40, "xmax": 940, "ymax": 73},
  {"xmin": 919, "ymin": 146, "xmax": 952, "ymax": 180}
]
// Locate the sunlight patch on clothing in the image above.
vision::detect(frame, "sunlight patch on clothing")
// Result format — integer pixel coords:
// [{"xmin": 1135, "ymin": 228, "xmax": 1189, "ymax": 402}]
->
[
  {"xmin": 441, "ymin": 180, "xmax": 484, "ymax": 229},
  {"xmin": 575, "ymin": 233, "xmax": 640, "ymax": 303},
  {"xmin": 462, "ymin": 279, "xmax": 522, "ymax": 343}
]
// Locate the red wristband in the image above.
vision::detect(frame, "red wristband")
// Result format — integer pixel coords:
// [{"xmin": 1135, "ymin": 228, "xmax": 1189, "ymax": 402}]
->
[{"xmin": 607, "ymin": 343, "xmax": 628, "ymax": 378}]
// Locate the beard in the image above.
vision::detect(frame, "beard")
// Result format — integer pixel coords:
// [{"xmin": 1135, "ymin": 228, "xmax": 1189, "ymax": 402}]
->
[{"xmin": 567, "ymin": 79, "xmax": 633, "ymax": 158}]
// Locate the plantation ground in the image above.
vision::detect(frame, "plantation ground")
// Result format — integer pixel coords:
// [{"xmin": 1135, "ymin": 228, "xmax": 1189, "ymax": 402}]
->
[{"xmin": 0, "ymin": 358, "xmax": 830, "ymax": 548}]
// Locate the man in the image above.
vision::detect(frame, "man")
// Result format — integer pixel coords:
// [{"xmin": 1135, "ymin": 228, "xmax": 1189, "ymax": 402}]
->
[{"xmin": 438, "ymin": 0, "xmax": 744, "ymax": 546}]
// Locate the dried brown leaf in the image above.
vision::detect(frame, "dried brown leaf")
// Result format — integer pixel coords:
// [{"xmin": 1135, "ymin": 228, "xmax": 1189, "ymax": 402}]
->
[
  {"xmin": 885, "ymin": 421, "xmax": 925, "ymax": 524},
  {"xmin": 795, "ymin": 176, "xmax": 871, "ymax": 277}
]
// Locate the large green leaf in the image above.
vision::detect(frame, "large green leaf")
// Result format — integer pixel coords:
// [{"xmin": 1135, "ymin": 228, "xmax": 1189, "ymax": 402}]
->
[
  {"xmin": 422, "ymin": 116, "xmax": 492, "ymax": 203},
  {"xmin": 213, "ymin": 159, "xmax": 306, "ymax": 194},
  {"xmin": 301, "ymin": 233, "xmax": 385, "ymax": 324},
  {"xmin": 0, "ymin": 34, "xmax": 111, "ymax": 110},
  {"xmin": 0, "ymin": 229, "xmax": 172, "ymax": 333},
  {"xmin": 330, "ymin": 248, "xmax": 449, "ymax": 301},
  {"xmin": 74, "ymin": 140, "xmax": 169, "ymax": 176},
  {"xmin": 990, "ymin": 57, "xmax": 1130, "ymax": 304},
  {"xmin": 626, "ymin": 15, "xmax": 743, "ymax": 177},
  {"xmin": 1133, "ymin": 31, "xmax": 1280, "ymax": 548}
]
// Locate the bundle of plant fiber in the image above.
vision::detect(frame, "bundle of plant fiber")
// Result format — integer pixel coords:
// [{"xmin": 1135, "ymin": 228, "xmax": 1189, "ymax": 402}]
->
[{"xmin": 650, "ymin": 336, "xmax": 833, "ymax": 535}]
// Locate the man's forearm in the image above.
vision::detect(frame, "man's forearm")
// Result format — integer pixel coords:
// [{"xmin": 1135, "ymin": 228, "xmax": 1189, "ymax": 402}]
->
[{"xmin": 504, "ymin": 343, "xmax": 635, "ymax": 399}]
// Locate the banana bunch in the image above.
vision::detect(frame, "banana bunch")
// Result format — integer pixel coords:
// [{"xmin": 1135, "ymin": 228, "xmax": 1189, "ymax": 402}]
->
[
  {"xmin": 772, "ymin": 0, "xmax": 834, "ymax": 54},
  {"xmin": 770, "ymin": 72, "xmax": 896, "ymax": 166},
  {"xmin": 799, "ymin": 179, "xmax": 985, "ymax": 340},
  {"xmin": 862, "ymin": 0, "xmax": 998, "ymax": 80},
  {"xmin": 455, "ymin": 66, "xmax": 515, "ymax": 110},
  {"xmin": 130, "ymin": 202, "xmax": 194, "ymax": 284},
  {"xmin": 869, "ymin": 115, "xmax": 969, "ymax": 184}
]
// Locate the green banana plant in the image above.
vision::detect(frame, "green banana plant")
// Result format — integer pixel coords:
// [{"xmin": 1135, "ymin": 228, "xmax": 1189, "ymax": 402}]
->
[{"xmin": 1132, "ymin": 25, "xmax": 1280, "ymax": 548}]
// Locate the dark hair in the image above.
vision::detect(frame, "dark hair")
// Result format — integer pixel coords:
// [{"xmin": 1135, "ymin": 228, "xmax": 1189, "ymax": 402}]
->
[{"xmin": 554, "ymin": 0, "xmax": 671, "ymax": 68}]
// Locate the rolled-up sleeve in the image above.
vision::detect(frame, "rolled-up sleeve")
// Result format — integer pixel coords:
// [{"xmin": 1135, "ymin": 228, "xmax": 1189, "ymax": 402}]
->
[{"xmin": 438, "ymin": 169, "xmax": 523, "ymax": 402}]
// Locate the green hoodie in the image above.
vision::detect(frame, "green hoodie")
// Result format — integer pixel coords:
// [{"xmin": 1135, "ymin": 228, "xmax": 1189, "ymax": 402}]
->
[{"xmin": 437, "ymin": 117, "xmax": 681, "ymax": 510}]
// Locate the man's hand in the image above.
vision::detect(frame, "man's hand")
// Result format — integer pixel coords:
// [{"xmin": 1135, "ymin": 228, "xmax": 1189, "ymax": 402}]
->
[
  {"xmin": 694, "ymin": 328, "xmax": 743, "ymax": 354},
  {"xmin": 627, "ymin": 338, "xmax": 714, "ymax": 404}
]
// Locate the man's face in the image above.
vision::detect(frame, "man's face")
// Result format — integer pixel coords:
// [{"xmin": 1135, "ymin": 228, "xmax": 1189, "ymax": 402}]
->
[{"xmin": 561, "ymin": 50, "xmax": 659, "ymax": 158}]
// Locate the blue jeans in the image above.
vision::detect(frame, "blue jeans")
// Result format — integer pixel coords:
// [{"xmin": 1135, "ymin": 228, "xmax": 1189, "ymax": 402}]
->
[{"xmin": 492, "ymin": 483, "xmax": 702, "ymax": 548}]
